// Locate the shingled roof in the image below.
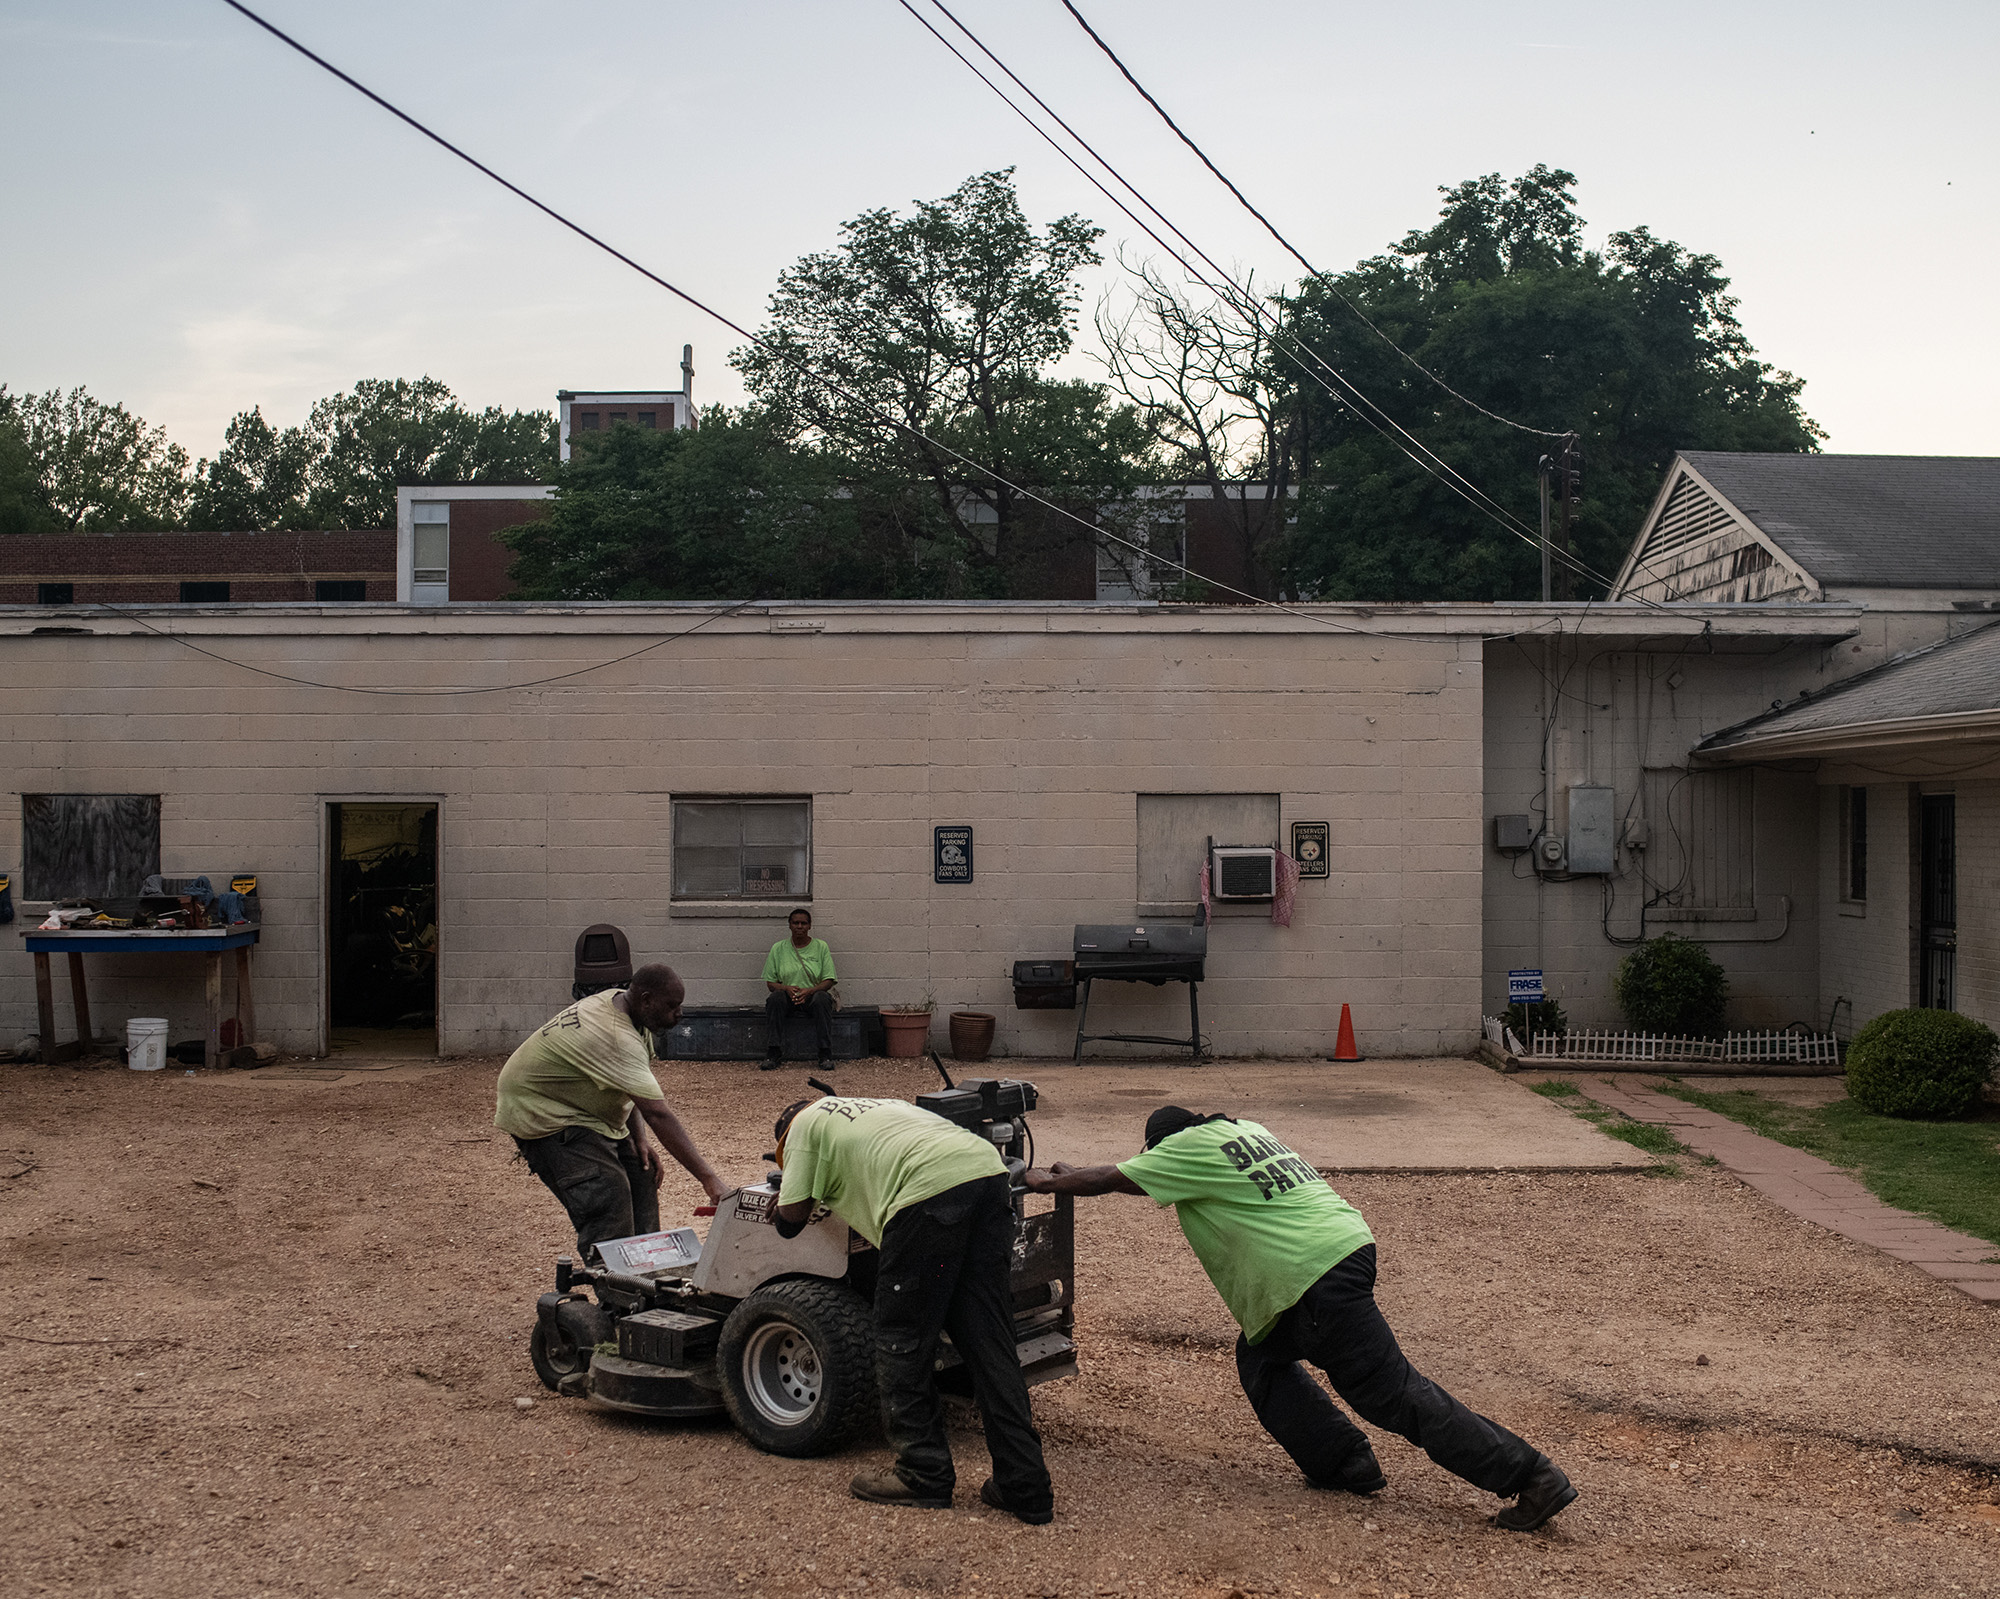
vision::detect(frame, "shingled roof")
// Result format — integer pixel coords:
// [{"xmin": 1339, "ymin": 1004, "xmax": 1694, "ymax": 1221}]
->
[
  {"xmin": 1678, "ymin": 452, "xmax": 2000, "ymax": 589},
  {"xmin": 1698, "ymin": 620, "xmax": 2000, "ymax": 758}
]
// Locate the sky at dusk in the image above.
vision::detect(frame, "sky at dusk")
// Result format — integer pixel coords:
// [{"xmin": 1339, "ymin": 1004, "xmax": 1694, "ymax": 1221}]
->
[{"xmin": 3, "ymin": 0, "xmax": 1994, "ymax": 461}]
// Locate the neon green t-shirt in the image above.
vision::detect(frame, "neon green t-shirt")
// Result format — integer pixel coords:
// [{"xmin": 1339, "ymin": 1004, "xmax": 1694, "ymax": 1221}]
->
[
  {"xmin": 763, "ymin": 936, "xmax": 837, "ymax": 990},
  {"xmin": 777, "ymin": 1097, "xmax": 1005, "ymax": 1246},
  {"xmin": 493, "ymin": 990, "xmax": 661, "ymax": 1141},
  {"xmin": 1118, "ymin": 1118, "xmax": 1373, "ymax": 1344}
]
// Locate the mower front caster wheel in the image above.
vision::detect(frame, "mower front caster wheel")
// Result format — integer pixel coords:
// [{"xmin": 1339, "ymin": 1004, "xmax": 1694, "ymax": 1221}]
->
[{"xmin": 530, "ymin": 1297, "xmax": 614, "ymax": 1392}]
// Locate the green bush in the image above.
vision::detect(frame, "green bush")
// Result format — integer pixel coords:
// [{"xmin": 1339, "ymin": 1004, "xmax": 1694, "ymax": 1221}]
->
[
  {"xmin": 1614, "ymin": 934, "xmax": 1729, "ymax": 1037},
  {"xmin": 1844, "ymin": 1008, "xmax": 1998, "ymax": 1119}
]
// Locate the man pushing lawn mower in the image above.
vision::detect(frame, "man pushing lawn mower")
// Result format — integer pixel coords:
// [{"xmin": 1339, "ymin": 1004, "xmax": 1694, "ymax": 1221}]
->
[
  {"xmin": 768, "ymin": 1095, "xmax": 1056, "ymax": 1525},
  {"xmin": 1023, "ymin": 1106, "xmax": 1577, "ymax": 1533}
]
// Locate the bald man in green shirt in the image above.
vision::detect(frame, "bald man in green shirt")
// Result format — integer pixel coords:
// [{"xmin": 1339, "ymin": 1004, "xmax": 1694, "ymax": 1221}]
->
[{"xmin": 1025, "ymin": 1106, "xmax": 1575, "ymax": 1533}]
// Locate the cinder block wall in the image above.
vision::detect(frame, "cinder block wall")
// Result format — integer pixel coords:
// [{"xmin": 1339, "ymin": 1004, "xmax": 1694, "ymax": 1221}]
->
[{"xmin": 0, "ymin": 605, "xmax": 1487, "ymax": 1060}]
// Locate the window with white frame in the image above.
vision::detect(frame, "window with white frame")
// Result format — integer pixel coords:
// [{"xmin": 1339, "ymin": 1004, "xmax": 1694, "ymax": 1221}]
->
[
  {"xmin": 672, "ymin": 798, "xmax": 812, "ymax": 901},
  {"xmin": 411, "ymin": 502, "xmax": 449, "ymax": 600}
]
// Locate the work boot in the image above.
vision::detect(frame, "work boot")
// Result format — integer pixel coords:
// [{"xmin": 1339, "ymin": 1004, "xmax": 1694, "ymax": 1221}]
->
[
  {"xmin": 760, "ymin": 1047, "xmax": 783, "ymax": 1072},
  {"xmin": 850, "ymin": 1469, "xmax": 951, "ymax": 1510},
  {"xmin": 979, "ymin": 1477, "xmax": 1054, "ymax": 1525},
  {"xmin": 1309, "ymin": 1448, "xmax": 1387, "ymax": 1496},
  {"xmin": 1492, "ymin": 1458, "xmax": 1577, "ymax": 1532}
]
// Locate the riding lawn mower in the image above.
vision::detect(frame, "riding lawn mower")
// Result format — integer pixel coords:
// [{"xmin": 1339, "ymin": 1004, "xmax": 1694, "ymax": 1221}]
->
[{"xmin": 527, "ymin": 1058, "xmax": 1076, "ymax": 1457}]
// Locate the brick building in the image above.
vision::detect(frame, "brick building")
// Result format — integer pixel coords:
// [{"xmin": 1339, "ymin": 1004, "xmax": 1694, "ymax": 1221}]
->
[{"xmin": 0, "ymin": 528, "xmax": 395, "ymax": 605}]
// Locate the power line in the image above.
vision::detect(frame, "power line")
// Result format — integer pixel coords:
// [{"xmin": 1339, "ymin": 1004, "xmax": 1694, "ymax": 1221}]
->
[
  {"xmin": 901, "ymin": 0, "xmax": 1645, "ymax": 600},
  {"xmin": 908, "ymin": 0, "xmax": 1555, "ymax": 551},
  {"xmin": 1057, "ymin": 0, "xmax": 1568, "ymax": 440},
  {"xmin": 212, "ymin": 0, "xmax": 1389, "ymax": 639},
  {"xmin": 213, "ymin": 0, "xmax": 1629, "ymax": 678},
  {"xmin": 81, "ymin": 596, "xmax": 759, "ymax": 695}
]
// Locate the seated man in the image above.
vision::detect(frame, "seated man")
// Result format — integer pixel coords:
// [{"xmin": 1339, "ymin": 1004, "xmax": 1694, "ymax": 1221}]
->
[
  {"xmin": 1024, "ymin": 1106, "xmax": 1577, "ymax": 1533},
  {"xmin": 762, "ymin": 907, "xmax": 837, "ymax": 1071},
  {"xmin": 767, "ymin": 1095, "xmax": 1055, "ymax": 1524},
  {"xmin": 495, "ymin": 963, "xmax": 730, "ymax": 1254}
]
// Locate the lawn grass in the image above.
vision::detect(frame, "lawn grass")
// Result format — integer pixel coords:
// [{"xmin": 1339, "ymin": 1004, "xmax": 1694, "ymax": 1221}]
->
[
  {"xmin": 1530, "ymin": 1077, "xmax": 1684, "ymax": 1172},
  {"xmin": 1659, "ymin": 1082, "xmax": 2000, "ymax": 1250}
]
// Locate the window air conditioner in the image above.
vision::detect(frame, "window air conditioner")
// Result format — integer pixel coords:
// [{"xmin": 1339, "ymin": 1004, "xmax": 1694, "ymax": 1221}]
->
[{"xmin": 1210, "ymin": 844, "xmax": 1277, "ymax": 901}]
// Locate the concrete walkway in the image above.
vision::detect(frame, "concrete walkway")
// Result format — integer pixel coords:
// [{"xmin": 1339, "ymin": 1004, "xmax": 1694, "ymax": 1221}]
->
[
  {"xmin": 1024, "ymin": 1057, "xmax": 1656, "ymax": 1173},
  {"xmin": 1577, "ymin": 1077, "xmax": 2000, "ymax": 1305}
]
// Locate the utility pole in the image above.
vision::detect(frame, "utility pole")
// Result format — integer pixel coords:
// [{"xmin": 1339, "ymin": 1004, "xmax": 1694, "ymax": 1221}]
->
[
  {"xmin": 1538, "ymin": 452, "xmax": 1553, "ymax": 602},
  {"xmin": 1554, "ymin": 433, "xmax": 1582, "ymax": 603}
]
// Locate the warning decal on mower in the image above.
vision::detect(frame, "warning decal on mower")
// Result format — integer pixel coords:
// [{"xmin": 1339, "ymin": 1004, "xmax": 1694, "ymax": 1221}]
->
[{"xmin": 594, "ymin": 1227, "xmax": 701, "ymax": 1274}]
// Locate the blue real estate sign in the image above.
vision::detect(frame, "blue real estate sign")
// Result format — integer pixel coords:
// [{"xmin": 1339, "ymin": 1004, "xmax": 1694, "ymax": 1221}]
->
[
  {"xmin": 1507, "ymin": 968, "xmax": 1544, "ymax": 1003},
  {"xmin": 933, "ymin": 826, "xmax": 973, "ymax": 884}
]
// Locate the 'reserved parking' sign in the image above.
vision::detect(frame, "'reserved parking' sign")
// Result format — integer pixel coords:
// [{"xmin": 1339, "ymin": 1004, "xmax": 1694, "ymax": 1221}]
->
[
  {"xmin": 1507, "ymin": 968, "xmax": 1544, "ymax": 1003},
  {"xmin": 933, "ymin": 825, "xmax": 973, "ymax": 884}
]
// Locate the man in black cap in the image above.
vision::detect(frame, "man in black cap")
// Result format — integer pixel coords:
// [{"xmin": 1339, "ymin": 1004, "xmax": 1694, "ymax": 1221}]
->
[
  {"xmin": 1023, "ymin": 1106, "xmax": 1576, "ymax": 1532},
  {"xmin": 767, "ymin": 1095, "xmax": 1054, "ymax": 1525}
]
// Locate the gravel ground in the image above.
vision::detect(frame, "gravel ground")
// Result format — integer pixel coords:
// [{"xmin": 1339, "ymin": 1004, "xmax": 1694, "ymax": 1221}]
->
[{"xmin": 3, "ymin": 1055, "xmax": 1998, "ymax": 1599}]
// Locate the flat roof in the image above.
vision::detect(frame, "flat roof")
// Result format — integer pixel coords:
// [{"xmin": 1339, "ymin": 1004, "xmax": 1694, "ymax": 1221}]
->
[{"xmin": 0, "ymin": 599, "xmax": 1867, "ymax": 644}]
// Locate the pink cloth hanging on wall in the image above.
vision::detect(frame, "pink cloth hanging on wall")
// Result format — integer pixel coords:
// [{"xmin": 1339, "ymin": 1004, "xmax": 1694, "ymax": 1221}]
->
[{"xmin": 1271, "ymin": 851, "xmax": 1301, "ymax": 927}]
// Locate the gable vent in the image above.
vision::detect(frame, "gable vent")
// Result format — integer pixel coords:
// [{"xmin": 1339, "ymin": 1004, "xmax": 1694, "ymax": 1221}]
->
[{"xmin": 1642, "ymin": 474, "xmax": 1736, "ymax": 560}]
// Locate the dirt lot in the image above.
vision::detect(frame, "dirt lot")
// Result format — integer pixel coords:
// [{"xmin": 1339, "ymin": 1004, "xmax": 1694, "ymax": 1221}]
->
[{"xmin": 3, "ymin": 1055, "xmax": 1998, "ymax": 1599}]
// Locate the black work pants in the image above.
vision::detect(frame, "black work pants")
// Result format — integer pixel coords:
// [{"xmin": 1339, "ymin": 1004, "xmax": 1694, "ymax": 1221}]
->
[
  {"xmin": 514, "ymin": 1125, "xmax": 659, "ymax": 1256},
  {"xmin": 874, "ymin": 1174, "xmax": 1053, "ymax": 1513},
  {"xmin": 765, "ymin": 989, "xmax": 835, "ymax": 1056},
  {"xmin": 1235, "ymin": 1244, "xmax": 1540, "ymax": 1498}
]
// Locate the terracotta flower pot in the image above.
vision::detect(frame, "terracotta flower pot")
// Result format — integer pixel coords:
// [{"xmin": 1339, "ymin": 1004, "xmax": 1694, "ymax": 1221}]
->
[
  {"xmin": 948, "ymin": 1010, "xmax": 996, "ymax": 1062},
  {"xmin": 880, "ymin": 1008, "xmax": 933, "ymax": 1058}
]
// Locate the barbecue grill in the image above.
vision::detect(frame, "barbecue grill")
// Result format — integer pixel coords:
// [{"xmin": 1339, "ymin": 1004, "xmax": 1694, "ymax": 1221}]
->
[{"xmin": 1070, "ymin": 923, "xmax": 1206, "ymax": 1060}]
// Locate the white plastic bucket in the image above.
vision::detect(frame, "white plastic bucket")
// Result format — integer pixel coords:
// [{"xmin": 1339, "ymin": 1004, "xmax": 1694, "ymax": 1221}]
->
[{"xmin": 127, "ymin": 1018, "xmax": 169, "ymax": 1072}]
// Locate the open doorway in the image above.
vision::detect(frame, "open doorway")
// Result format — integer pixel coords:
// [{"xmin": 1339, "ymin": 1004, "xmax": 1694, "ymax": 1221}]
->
[{"xmin": 328, "ymin": 803, "xmax": 438, "ymax": 1058}]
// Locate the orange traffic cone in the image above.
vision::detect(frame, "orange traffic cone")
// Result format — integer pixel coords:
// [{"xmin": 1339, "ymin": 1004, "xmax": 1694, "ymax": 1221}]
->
[{"xmin": 1332, "ymin": 1003, "xmax": 1362, "ymax": 1061}]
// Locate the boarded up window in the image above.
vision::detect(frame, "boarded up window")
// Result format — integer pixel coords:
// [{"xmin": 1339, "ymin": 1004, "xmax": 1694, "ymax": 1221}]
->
[
  {"xmin": 1137, "ymin": 793, "xmax": 1280, "ymax": 912},
  {"xmin": 23, "ymin": 794, "xmax": 162, "ymax": 901},
  {"xmin": 1640, "ymin": 768, "xmax": 1754, "ymax": 915}
]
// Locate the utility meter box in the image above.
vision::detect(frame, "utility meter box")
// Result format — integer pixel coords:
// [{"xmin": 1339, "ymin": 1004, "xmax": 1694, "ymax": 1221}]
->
[
  {"xmin": 1492, "ymin": 814, "xmax": 1533, "ymax": 855},
  {"xmin": 1567, "ymin": 785, "xmax": 1616, "ymax": 875}
]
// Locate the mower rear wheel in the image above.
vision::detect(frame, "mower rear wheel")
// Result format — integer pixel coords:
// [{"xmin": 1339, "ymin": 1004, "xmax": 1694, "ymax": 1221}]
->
[
  {"xmin": 530, "ymin": 1298, "xmax": 613, "ymax": 1392},
  {"xmin": 717, "ymin": 1279, "xmax": 876, "ymax": 1457}
]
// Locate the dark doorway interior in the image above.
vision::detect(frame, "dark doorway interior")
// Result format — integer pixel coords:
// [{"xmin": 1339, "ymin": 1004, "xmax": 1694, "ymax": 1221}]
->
[
  {"xmin": 328, "ymin": 803, "xmax": 438, "ymax": 1055},
  {"xmin": 1919, "ymin": 794, "xmax": 1956, "ymax": 1011}
]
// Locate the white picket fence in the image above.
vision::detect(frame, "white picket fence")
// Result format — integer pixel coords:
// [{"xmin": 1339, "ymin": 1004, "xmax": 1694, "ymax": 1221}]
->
[{"xmin": 1484, "ymin": 1018, "xmax": 1840, "ymax": 1067}]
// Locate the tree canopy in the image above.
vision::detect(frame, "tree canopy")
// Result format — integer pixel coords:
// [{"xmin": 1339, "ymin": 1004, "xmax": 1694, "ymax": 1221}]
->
[
  {"xmin": 0, "ymin": 377, "xmax": 555, "ymax": 535},
  {"xmin": 1269, "ymin": 165, "xmax": 1821, "ymax": 600},
  {"xmin": 734, "ymin": 169, "xmax": 1153, "ymax": 595},
  {"xmin": 7, "ymin": 165, "xmax": 1821, "ymax": 609},
  {"xmin": 0, "ymin": 385, "xmax": 192, "ymax": 533},
  {"xmin": 187, "ymin": 378, "xmax": 555, "ymax": 529},
  {"xmin": 502, "ymin": 411, "xmax": 866, "ymax": 601}
]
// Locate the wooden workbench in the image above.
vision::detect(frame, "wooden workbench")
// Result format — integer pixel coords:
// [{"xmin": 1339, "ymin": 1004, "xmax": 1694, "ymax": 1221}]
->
[{"xmin": 20, "ymin": 927, "xmax": 261, "ymax": 1067}]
